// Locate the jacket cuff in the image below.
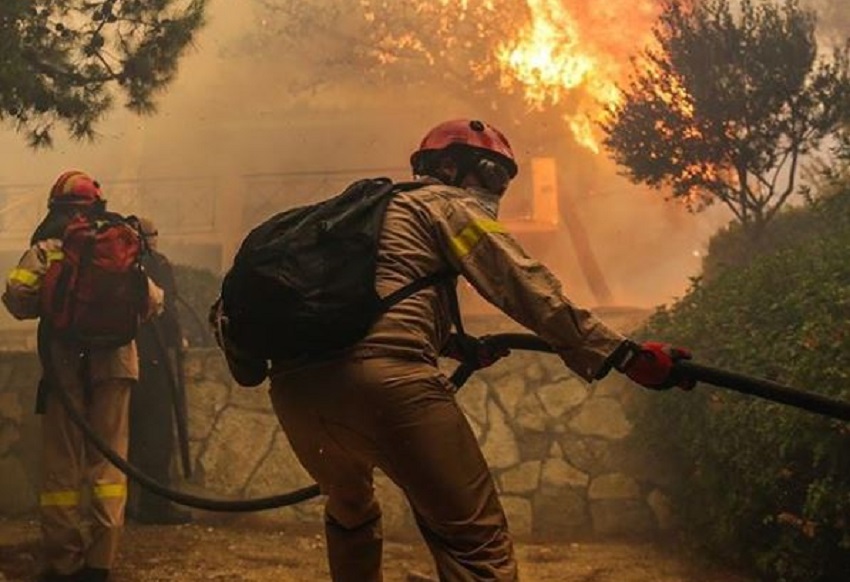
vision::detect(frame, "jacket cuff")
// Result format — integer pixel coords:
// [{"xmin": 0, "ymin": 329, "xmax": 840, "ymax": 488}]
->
[{"xmin": 593, "ymin": 340, "xmax": 640, "ymax": 380}]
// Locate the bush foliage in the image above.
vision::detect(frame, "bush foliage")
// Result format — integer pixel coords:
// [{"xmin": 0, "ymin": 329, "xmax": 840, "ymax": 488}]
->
[{"xmin": 635, "ymin": 189, "xmax": 850, "ymax": 581}]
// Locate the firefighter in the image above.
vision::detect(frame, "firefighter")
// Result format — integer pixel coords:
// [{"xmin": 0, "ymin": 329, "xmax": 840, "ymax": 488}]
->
[
  {"xmin": 127, "ymin": 217, "xmax": 192, "ymax": 525},
  {"xmin": 245, "ymin": 120, "xmax": 691, "ymax": 582},
  {"xmin": 2, "ymin": 171, "xmax": 164, "ymax": 582}
]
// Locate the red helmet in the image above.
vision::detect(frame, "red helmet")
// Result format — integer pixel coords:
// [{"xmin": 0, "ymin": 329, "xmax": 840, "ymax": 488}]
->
[
  {"xmin": 410, "ymin": 119, "xmax": 518, "ymax": 178},
  {"xmin": 48, "ymin": 170, "xmax": 103, "ymax": 207}
]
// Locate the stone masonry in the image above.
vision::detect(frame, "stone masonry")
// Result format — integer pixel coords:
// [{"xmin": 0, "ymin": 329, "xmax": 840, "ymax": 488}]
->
[{"xmin": 0, "ymin": 311, "xmax": 676, "ymax": 540}]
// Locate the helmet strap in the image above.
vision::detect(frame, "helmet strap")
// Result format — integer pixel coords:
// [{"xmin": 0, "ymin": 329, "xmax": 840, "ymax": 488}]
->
[
  {"xmin": 447, "ymin": 147, "xmax": 476, "ymax": 188},
  {"xmin": 451, "ymin": 148, "xmax": 511, "ymax": 195},
  {"xmin": 426, "ymin": 149, "xmax": 471, "ymax": 187},
  {"xmin": 471, "ymin": 157, "xmax": 511, "ymax": 195},
  {"xmin": 421, "ymin": 147, "xmax": 508, "ymax": 193}
]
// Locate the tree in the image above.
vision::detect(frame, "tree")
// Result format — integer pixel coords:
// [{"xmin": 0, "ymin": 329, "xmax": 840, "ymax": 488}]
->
[
  {"xmin": 601, "ymin": 0, "xmax": 850, "ymax": 237},
  {"xmin": 247, "ymin": 1, "xmax": 532, "ymax": 119},
  {"xmin": 243, "ymin": 1, "xmax": 665, "ymax": 305},
  {"xmin": 0, "ymin": 0, "xmax": 208, "ymax": 147},
  {"xmin": 246, "ymin": 1, "xmax": 662, "ymax": 149}
]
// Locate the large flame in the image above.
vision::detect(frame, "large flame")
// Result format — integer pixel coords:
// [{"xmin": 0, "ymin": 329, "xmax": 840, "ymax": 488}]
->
[
  {"xmin": 495, "ymin": 1, "xmax": 594, "ymax": 107},
  {"xmin": 358, "ymin": 0, "xmax": 668, "ymax": 153},
  {"xmin": 495, "ymin": 0, "xmax": 661, "ymax": 153}
]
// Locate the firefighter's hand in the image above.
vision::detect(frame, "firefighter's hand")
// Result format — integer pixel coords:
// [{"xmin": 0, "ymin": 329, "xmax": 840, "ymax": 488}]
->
[
  {"xmin": 619, "ymin": 341, "xmax": 695, "ymax": 391},
  {"xmin": 441, "ymin": 334, "xmax": 510, "ymax": 369}
]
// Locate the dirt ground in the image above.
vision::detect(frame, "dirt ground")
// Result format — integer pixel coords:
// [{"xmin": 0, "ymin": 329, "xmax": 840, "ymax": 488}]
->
[{"xmin": 0, "ymin": 515, "xmax": 753, "ymax": 582}]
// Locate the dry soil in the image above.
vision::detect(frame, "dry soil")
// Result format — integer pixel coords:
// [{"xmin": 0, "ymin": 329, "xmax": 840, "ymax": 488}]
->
[{"xmin": 0, "ymin": 515, "xmax": 753, "ymax": 582}]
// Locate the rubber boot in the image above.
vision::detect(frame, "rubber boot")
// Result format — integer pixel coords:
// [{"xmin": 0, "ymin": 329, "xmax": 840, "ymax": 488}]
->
[{"xmin": 325, "ymin": 515, "xmax": 383, "ymax": 582}]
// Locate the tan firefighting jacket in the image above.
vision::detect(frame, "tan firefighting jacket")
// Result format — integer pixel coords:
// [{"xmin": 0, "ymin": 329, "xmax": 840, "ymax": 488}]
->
[
  {"xmin": 352, "ymin": 180, "xmax": 627, "ymax": 382},
  {"xmin": 2, "ymin": 238, "xmax": 164, "ymax": 383}
]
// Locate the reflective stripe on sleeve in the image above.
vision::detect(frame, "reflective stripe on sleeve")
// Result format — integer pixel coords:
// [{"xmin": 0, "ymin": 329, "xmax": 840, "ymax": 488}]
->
[
  {"xmin": 40, "ymin": 490, "xmax": 80, "ymax": 507},
  {"xmin": 45, "ymin": 249, "xmax": 64, "ymax": 263},
  {"xmin": 450, "ymin": 219, "xmax": 508, "ymax": 259},
  {"xmin": 93, "ymin": 483, "xmax": 127, "ymax": 500},
  {"xmin": 8, "ymin": 268, "xmax": 40, "ymax": 288}
]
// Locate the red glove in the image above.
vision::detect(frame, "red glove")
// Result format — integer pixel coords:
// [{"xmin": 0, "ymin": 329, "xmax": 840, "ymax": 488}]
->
[
  {"xmin": 621, "ymin": 341, "xmax": 695, "ymax": 390},
  {"xmin": 442, "ymin": 334, "xmax": 510, "ymax": 369}
]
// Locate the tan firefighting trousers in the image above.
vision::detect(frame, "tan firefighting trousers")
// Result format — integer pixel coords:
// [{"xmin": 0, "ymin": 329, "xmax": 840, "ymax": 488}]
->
[
  {"xmin": 270, "ymin": 356, "xmax": 517, "ymax": 582},
  {"xmin": 40, "ymin": 376, "xmax": 132, "ymax": 574}
]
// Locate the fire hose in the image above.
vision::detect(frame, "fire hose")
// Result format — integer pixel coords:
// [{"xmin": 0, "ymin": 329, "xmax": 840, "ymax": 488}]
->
[
  {"xmin": 51, "ymin": 367, "xmax": 322, "ymax": 511},
  {"xmin": 53, "ymin": 332, "xmax": 850, "ymax": 514},
  {"xmin": 462, "ymin": 334, "xmax": 850, "ymax": 422}
]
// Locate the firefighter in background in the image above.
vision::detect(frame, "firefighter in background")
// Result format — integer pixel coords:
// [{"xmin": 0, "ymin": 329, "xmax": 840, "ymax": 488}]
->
[
  {"xmin": 127, "ymin": 217, "xmax": 192, "ymax": 525},
  {"xmin": 222, "ymin": 120, "xmax": 692, "ymax": 582},
  {"xmin": 2, "ymin": 171, "xmax": 164, "ymax": 582}
]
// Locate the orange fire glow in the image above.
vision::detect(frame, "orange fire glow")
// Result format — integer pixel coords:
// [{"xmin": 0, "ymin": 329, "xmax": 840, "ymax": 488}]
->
[
  {"xmin": 362, "ymin": 0, "xmax": 672, "ymax": 154},
  {"xmin": 495, "ymin": 0, "xmax": 661, "ymax": 153},
  {"xmin": 496, "ymin": 1, "xmax": 594, "ymax": 106}
]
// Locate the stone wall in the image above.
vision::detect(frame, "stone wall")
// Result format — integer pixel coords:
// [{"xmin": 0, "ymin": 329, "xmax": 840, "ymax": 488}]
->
[{"xmin": 0, "ymin": 311, "xmax": 675, "ymax": 540}]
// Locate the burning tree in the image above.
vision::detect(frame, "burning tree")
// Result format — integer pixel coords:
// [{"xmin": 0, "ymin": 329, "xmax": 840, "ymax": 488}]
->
[
  {"xmin": 247, "ymin": 0, "xmax": 662, "ymax": 305},
  {"xmin": 602, "ymin": 0, "xmax": 850, "ymax": 238},
  {"xmin": 248, "ymin": 0, "xmax": 660, "ymax": 153},
  {"xmin": 0, "ymin": 0, "xmax": 208, "ymax": 147}
]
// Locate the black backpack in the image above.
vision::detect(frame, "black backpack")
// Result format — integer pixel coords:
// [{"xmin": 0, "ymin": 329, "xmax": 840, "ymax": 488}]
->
[{"xmin": 219, "ymin": 178, "xmax": 451, "ymax": 361}]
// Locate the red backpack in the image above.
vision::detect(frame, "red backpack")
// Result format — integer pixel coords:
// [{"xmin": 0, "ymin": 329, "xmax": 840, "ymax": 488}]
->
[{"xmin": 40, "ymin": 212, "xmax": 148, "ymax": 347}]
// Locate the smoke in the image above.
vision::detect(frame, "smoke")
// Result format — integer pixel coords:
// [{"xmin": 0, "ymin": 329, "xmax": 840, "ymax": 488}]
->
[
  {"xmin": 800, "ymin": 0, "xmax": 850, "ymax": 47},
  {"xmin": 0, "ymin": 0, "xmax": 736, "ymax": 310}
]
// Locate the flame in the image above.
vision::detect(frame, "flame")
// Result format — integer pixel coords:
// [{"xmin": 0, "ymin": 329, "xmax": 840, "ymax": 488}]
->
[
  {"xmin": 659, "ymin": 72, "xmax": 696, "ymax": 119},
  {"xmin": 495, "ymin": 0, "xmax": 661, "ymax": 153},
  {"xmin": 359, "ymin": 0, "xmax": 666, "ymax": 154},
  {"xmin": 646, "ymin": 61, "xmax": 732, "ymax": 203},
  {"xmin": 496, "ymin": 1, "xmax": 595, "ymax": 107},
  {"xmin": 493, "ymin": 0, "xmax": 722, "ymax": 201},
  {"xmin": 566, "ymin": 115, "xmax": 599, "ymax": 154}
]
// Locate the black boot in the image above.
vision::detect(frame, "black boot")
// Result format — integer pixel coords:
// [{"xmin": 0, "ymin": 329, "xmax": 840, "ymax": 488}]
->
[
  {"xmin": 37, "ymin": 567, "xmax": 106, "ymax": 582},
  {"xmin": 78, "ymin": 567, "xmax": 110, "ymax": 582},
  {"xmin": 38, "ymin": 570, "xmax": 84, "ymax": 582},
  {"xmin": 133, "ymin": 503, "xmax": 193, "ymax": 525}
]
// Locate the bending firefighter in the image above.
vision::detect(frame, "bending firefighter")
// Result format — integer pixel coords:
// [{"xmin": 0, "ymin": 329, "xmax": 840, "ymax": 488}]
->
[
  {"xmin": 217, "ymin": 120, "xmax": 692, "ymax": 582},
  {"xmin": 3, "ymin": 171, "xmax": 164, "ymax": 582}
]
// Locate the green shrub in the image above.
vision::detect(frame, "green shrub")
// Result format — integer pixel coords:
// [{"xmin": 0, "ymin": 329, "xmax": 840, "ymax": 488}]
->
[
  {"xmin": 702, "ymin": 186, "xmax": 850, "ymax": 281},
  {"xmin": 635, "ymin": 190, "xmax": 850, "ymax": 581}
]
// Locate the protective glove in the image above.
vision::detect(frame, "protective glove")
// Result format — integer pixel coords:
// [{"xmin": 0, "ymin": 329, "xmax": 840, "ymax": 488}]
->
[
  {"xmin": 441, "ymin": 334, "xmax": 510, "ymax": 370},
  {"xmin": 618, "ymin": 341, "xmax": 696, "ymax": 390}
]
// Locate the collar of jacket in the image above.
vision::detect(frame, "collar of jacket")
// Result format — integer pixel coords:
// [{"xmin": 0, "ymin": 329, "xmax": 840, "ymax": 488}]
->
[
  {"xmin": 466, "ymin": 187, "xmax": 502, "ymax": 218},
  {"xmin": 413, "ymin": 177, "xmax": 502, "ymax": 218}
]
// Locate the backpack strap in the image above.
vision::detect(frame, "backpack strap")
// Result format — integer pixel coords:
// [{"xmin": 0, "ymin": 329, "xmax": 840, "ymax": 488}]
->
[
  {"xmin": 442, "ymin": 281, "xmax": 492, "ymax": 388},
  {"xmin": 379, "ymin": 271, "xmax": 475, "ymax": 361},
  {"xmin": 443, "ymin": 279, "xmax": 468, "ymax": 339},
  {"xmin": 379, "ymin": 270, "xmax": 454, "ymax": 311},
  {"xmin": 374, "ymin": 179, "xmax": 453, "ymax": 312}
]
